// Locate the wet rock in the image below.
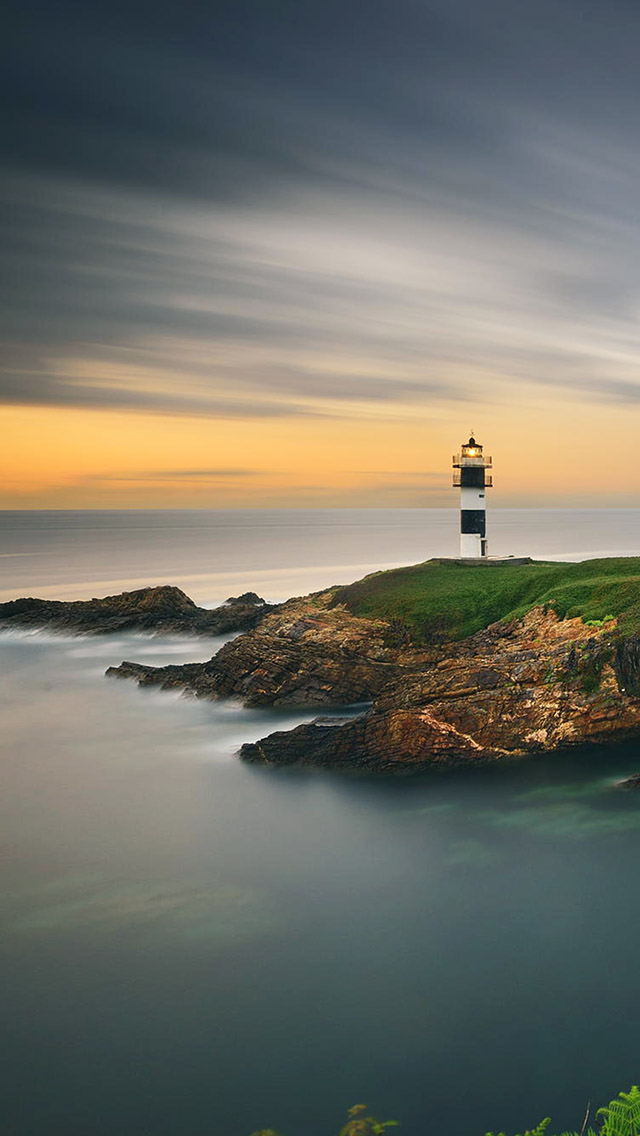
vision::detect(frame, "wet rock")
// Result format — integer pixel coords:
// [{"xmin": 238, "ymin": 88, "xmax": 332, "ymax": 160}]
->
[{"xmin": 0, "ymin": 586, "xmax": 273, "ymax": 636}]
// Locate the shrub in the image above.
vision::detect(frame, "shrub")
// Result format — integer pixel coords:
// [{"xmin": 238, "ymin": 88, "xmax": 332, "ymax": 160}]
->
[
  {"xmin": 251, "ymin": 1085, "xmax": 640, "ymax": 1136},
  {"xmin": 486, "ymin": 1083, "xmax": 640, "ymax": 1136}
]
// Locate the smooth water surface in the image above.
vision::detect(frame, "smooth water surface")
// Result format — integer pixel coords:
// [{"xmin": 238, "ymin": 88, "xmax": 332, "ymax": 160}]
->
[
  {"xmin": 1, "ymin": 510, "xmax": 640, "ymax": 1136},
  {"xmin": 5, "ymin": 507, "xmax": 640, "ymax": 604}
]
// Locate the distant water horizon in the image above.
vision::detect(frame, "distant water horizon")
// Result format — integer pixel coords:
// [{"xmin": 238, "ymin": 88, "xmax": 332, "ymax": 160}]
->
[
  {"xmin": 4, "ymin": 507, "xmax": 640, "ymax": 605},
  {"xmin": 2, "ymin": 508, "xmax": 640, "ymax": 1136}
]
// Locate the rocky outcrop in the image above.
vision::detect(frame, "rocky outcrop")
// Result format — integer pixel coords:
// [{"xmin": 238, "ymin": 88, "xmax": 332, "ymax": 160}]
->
[
  {"xmin": 105, "ymin": 586, "xmax": 640, "ymax": 771},
  {"xmin": 107, "ymin": 591, "xmax": 434, "ymax": 705},
  {"xmin": 0, "ymin": 587, "xmax": 273, "ymax": 636},
  {"xmin": 241, "ymin": 609, "xmax": 640, "ymax": 770}
]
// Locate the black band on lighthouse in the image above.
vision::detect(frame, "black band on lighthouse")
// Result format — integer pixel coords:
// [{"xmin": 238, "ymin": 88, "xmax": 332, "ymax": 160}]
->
[
  {"xmin": 459, "ymin": 466, "xmax": 485, "ymax": 489},
  {"xmin": 460, "ymin": 509, "xmax": 486, "ymax": 535}
]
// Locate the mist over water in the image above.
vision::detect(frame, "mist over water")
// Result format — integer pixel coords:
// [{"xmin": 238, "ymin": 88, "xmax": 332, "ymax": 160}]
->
[{"xmin": 2, "ymin": 510, "xmax": 640, "ymax": 1136}]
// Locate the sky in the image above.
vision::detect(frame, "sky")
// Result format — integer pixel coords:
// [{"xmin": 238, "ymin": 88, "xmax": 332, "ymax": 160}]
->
[{"xmin": 3, "ymin": 0, "xmax": 640, "ymax": 508}]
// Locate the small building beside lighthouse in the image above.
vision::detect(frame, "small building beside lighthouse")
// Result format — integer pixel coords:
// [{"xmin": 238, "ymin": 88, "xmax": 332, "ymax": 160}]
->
[{"xmin": 453, "ymin": 436, "xmax": 493, "ymax": 558}]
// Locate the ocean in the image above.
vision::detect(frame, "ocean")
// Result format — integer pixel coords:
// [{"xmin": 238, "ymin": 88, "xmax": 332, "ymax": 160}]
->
[{"xmin": 1, "ymin": 509, "xmax": 640, "ymax": 1136}]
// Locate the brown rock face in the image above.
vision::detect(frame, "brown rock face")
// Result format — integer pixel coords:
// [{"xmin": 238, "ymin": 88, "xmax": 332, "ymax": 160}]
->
[
  {"xmin": 107, "ymin": 592, "xmax": 434, "ymax": 705},
  {"xmin": 106, "ymin": 590, "xmax": 640, "ymax": 771},
  {"xmin": 240, "ymin": 608, "xmax": 640, "ymax": 769}
]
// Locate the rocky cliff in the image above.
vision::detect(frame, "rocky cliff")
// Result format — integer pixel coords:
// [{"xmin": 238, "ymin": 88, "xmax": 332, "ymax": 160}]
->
[
  {"xmin": 107, "ymin": 590, "xmax": 434, "ymax": 704},
  {"xmin": 240, "ymin": 606, "xmax": 640, "ymax": 770},
  {"xmin": 9, "ymin": 564, "xmax": 640, "ymax": 772},
  {"xmin": 106, "ymin": 583, "xmax": 640, "ymax": 771}
]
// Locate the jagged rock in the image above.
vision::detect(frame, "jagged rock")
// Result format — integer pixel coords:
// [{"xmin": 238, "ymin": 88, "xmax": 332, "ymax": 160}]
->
[
  {"xmin": 0, "ymin": 586, "xmax": 273, "ymax": 636},
  {"xmin": 106, "ymin": 591, "xmax": 435, "ymax": 705},
  {"xmin": 105, "ymin": 589, "xmax": 640, "ymax": 770},
  {"xmin": 239, "ymin": 607, "xmax": 640, "ymax": 770}
]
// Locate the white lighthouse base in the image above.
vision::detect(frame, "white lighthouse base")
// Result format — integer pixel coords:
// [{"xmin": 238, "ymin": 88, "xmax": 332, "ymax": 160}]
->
[{"xmin": 460, "ymin": 533, "xmax": 487, "ymax": 558}]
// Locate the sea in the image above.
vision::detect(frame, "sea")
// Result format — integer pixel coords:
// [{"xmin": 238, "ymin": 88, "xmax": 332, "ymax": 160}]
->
[{"xmin": 1, "ymin": 508, "xmax": 640, "ymax": 1136}]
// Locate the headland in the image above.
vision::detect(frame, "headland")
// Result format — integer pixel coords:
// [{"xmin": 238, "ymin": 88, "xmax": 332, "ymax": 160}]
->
[{"xmin": 7, "ymin": 557, "xmax": 640, "ymax": 772}]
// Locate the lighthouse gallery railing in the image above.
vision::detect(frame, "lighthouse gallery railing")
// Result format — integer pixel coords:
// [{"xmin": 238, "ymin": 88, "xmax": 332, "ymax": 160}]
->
[
  {"xmin": 452, "ymin": 472, "xmax": 493, "ymax": 487},
  {"xmin": 452, "ymin": 454, "xmax": 493, "ymax": 467}
]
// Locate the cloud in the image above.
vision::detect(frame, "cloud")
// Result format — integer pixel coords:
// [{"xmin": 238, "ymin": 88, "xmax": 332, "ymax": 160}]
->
[
  {"xmin": 4, "ymin": 0, "xmax": 640, "ymax": 424},
  {"xmin": 0, "ymin": 366, "xmax": 330, "ymax": 419},
  {"xmin": 96, "ymin": 468, "xmax": 258, "ymax": 482}
]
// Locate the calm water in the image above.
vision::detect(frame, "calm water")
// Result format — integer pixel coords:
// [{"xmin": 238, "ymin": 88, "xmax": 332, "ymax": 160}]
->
[{"xmin": 1, "ymin": 510, "xmax": 640, "ymax": 1136}]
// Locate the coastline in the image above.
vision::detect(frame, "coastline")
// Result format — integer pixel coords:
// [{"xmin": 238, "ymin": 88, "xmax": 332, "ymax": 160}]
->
[{"xmin": 7, "ymin": 554, "xmax": 640, "ymax": 774}]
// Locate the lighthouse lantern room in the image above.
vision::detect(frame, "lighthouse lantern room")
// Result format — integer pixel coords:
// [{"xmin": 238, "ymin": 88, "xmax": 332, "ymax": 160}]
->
[{"xmin": 452, "ymin": 436, "xmax": 493, "ymax": 558}]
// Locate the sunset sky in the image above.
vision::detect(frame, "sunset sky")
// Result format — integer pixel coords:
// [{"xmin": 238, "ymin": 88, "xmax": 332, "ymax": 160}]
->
[{"xmin": 4, "ymin": 0, "xmax": 640, "ymax": 508}]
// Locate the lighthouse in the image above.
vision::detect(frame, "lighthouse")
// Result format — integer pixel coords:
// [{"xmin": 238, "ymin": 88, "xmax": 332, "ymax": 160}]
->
[{"xmin": 453, "ymin": 435, "xmax": 493, "ymax": 558}]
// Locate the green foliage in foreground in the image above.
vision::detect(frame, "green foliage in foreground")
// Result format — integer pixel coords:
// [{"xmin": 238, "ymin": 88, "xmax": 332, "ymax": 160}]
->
[
  {"xmin": 487, "ymin": 1083, "xmax": 640, "ymax": 1136},
  {"xmin": 250, "ymin": 1086, "xmax": 640, "ymax": 1136},
  {"xmin": 330, "ymin": 557, "xmax": 640, "ymax": 643},
  {"xmin": 250, "ymin": 1103, "xmax": 398, "ymax": 1136}
]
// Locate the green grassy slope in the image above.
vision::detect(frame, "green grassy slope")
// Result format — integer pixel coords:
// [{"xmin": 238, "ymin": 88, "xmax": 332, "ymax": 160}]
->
[{"xmin": 330, "ymin": 557, "xmax": 640, "ymax": 643}]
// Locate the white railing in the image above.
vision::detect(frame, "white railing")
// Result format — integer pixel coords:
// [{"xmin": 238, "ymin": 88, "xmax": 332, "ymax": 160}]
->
[{"xmin": 453, "ymin": 473, "xmax": 493, "ymax": 487}]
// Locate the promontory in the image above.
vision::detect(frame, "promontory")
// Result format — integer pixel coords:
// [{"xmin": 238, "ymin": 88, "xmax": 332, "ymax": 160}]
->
[{"xmin": 6, "ymin": 557, "xmax": 640, "ymax": 772}]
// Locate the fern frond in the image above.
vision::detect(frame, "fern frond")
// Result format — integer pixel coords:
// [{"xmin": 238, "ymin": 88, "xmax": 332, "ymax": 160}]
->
[
  {"xmin": 554, "ymin": 1130, "xmax": 599, "ymax": 1136},
  {"xmin": 597, "ymin": 1085, "xmax": 640, "ymax": 1136},
  {"xmin": 553, "ymin": 1130, "xmax": 599, "ymax": 1136}
]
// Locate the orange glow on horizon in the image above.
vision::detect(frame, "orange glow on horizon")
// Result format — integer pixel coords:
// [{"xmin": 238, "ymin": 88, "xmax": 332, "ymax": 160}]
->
[{"xmin": 2, "ymin": 391, "xmax": 639, "ymax": 509}]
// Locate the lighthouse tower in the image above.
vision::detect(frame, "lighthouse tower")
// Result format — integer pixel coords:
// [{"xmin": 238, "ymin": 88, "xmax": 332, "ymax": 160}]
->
[{"xmin": 453, "ymin": 436, "xmax": 493, "ymax": 558}]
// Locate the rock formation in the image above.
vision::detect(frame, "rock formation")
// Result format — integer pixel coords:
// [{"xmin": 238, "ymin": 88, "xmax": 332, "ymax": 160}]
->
[
  {"xmin": 0, "ymin": 586, "xmax": 273, "ymax": 636},
  {"xmin": 240, "ymin": 607, "xmax": 640, "ymax": 769},
  {"xmin": 107, "ymin": 591, "xmax": 433, "ymax": 704},
  {"xmin": 106, "ymin": 587, "xmax": 640, "ymax": 770},
  {"xmin": 10, "ymin": 567, "xmax": 640, "ymax": 772}
]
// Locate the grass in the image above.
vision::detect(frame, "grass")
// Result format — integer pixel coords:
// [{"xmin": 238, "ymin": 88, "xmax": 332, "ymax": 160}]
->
[{"xmin": 330, "ymin": 557, "xmax": 640, "ymax": 644}]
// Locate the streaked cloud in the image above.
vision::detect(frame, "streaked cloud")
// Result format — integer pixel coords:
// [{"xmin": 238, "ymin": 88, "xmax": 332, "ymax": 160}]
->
[
  {"xmin": 96, "ymin": 468, "xmax": 258, "ymax": 482},
  {"xmin": 4, "ymin": 0, "xmax": 640, "ymax": 503}
]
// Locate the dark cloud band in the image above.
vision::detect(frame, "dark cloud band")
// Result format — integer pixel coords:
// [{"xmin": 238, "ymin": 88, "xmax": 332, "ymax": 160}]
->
[{"xmin": 4, "ymin": 0, "xmax": 640, "ymax": 419}]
